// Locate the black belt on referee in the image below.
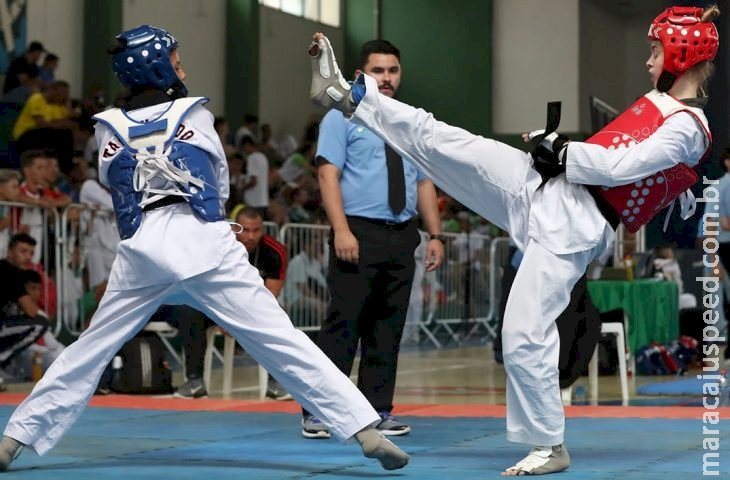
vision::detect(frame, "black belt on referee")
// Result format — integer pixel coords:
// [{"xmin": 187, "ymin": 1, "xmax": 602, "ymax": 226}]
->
[{"xmin": 142, "ymin": 196, "xmax": 186, "ymax": 212}]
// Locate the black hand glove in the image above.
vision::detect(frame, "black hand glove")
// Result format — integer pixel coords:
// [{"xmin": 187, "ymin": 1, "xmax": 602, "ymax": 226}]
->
[{"xmin": 529, "ymin": 132, "xmax": 570, "ymax": 181}]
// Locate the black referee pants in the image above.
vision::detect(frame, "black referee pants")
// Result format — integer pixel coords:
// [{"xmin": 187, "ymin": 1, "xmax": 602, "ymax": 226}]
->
[{"xmin": 310, "ymin": 216, "xmax": 420, "ymax": 414}]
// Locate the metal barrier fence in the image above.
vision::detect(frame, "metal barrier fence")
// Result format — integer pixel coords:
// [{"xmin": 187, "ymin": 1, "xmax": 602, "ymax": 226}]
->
[
  {"xmin": 4, "ymin": 200, "xmax": 515, "ymax": 349},
  {"xmin": 0, "ymin": 200, "xmax": 60, "ymax": 328}
]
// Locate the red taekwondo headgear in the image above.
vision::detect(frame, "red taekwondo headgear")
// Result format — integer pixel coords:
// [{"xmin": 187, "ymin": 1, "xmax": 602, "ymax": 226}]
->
[{"xmin": 648, "ymin": 6, "xmax": 719, "ymax": 91}]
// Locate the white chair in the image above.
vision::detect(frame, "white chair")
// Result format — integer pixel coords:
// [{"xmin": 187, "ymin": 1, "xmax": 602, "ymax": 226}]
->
[
  {"xmin": 203, "ymin": 327, "xmax": 268, "ymax": 399},
  {"xmin": 588, "ymin": 322, "xmax": 629, "ymax": 405},
  {"xmin": 143, "ymin": 321, "xmax": 182, "ymax": 367}
]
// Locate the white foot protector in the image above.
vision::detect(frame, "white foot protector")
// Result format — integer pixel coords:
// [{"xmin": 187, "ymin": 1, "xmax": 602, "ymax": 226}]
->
[
  {"xmin": 0, "ymin": 436, "xmax": 22, "ymax": 472},
  {"xmin": 308, "ymin": 33, "xmax": 356, "ymax": 115},
  {"xmin": 502, "ymin": 444, "xmax": 570, "ymax": 476}
]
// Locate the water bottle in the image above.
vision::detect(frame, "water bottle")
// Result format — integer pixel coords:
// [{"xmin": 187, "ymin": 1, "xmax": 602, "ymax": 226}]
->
[{"xmin": 31, "ymin": 351, "xmax": 43, "ymax": 382}]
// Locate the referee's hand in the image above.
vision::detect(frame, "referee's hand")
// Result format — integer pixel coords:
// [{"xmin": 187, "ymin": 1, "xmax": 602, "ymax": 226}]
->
[{"xmin": 334, "ymin": 229, "xmax": 359, "ymax": 263}]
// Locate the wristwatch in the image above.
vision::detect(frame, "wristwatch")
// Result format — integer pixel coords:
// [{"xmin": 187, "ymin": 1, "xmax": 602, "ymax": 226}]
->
[{"xmin": 429, "ymin": 234, "xmax": 446, "ymax": 243}]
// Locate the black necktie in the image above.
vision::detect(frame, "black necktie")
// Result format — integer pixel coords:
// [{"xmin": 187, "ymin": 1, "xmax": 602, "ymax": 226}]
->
[{"xmin": 385, "ymin": 144, "xmax": 406, "ymax": 214}]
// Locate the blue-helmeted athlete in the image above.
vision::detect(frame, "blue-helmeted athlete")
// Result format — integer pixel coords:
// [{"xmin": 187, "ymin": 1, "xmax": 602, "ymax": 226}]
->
[{"xmin": 0, "ymin": 25, "xmax": 409, "ymax": 472}]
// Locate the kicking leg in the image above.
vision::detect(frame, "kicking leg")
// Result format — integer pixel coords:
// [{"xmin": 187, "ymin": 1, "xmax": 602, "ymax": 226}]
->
[{"xmin": 309, "ymin": 32, "xmax": 538, "ymax": 236}]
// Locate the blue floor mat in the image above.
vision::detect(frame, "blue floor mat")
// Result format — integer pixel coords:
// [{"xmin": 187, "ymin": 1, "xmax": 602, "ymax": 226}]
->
[{"xmin": 0, "ymin": 406, "xmax": 727, "ymax": 479}]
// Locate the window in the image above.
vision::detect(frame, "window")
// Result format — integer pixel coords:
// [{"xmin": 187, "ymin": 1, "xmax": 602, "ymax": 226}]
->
[{"xmin": 260, "ymin": 0, "xmax": 340, "ymax": 27}]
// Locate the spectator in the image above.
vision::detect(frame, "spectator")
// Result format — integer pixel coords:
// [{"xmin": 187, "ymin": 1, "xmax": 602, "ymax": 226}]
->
[
  {"xmin": 302, "ymin": 38, "xmax": 444, "ymax": 439},
  {"xmin": 259, "ymin": 123, "xmax": 284, "ymax": 167},
  {"xmin": 234, "ymin": 113, "xmax": 259, "ymax": 149},
  {"xmin": 41, "ymin": 154, "xmax": 72, "ymax": 209},
  {"xmin": 0, "ymin": 67, "xmax": 41, "ymax": 111},
  {"xmin": 173, "ymin": 207, "xmax": 291, "ymax": 401},
  {"xmin": 78, "ymin": 169, "xmax": 119, "ymax": 291},
  {"xmin": 225, "ymin": 152, "xmax": 246, "ymax": 213},
  {"xmin": 38, "ymin": 53, "xmax": 59, "ymax": 86},
  {"xmin": 214, "ymin": 116, "xmax": 235, "ymax": 157},
  {"xmin": 8, "ymin": 269, "xmax": 65, "ymax": 380},
  {"xmin": 279, "ymin": 234, "xmax": 327, "ymax": 322},
  {"xmin": 277, "ymin": 141, "xmax": 316, "ymax": 190},
  {"xmin": 15, "ymin": 150, "xmax": 52, "ymax": 264},
  {"xmin": 2, "ymin": 41, "xmax": 44, "ymax": 94},
  {"xmin": 0, "ymin": 169, "xmax": 24, "ymax": 259},
  {"xmin": 0, "ymin": 234, "xmax": 49, "ymax": 386},
  {"xmin": 286, "ymin": 187, "xmax": 312, "ymax": 224},
  {"xmin": 13, "ymin": 81, "xmax": 76, "ymax": 174},
  {"xmin": 240, "ymin": 136, "xmax": 269, "ymax": 217},
  {"xmin": 651, "ymin": 244, "xmax": 697, "ymax": 309}
]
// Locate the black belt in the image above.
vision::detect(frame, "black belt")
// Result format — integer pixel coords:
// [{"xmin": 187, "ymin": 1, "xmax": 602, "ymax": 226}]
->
[
  {"xmin": 587, "ymin": 187, "xmax": 620, "ymax": 231},
  {"xmin": 142, "ymin": 196, "xmax": 186, "ymax": 212},
  {"xmin": 346, "ymin": 215, "xmax": 414, "ymax": 229}
]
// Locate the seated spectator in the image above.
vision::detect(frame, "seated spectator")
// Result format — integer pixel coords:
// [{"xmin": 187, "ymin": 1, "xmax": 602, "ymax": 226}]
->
[
  {"xmin": 214, "ymin": 116, "xmax": 236, "ymax": 157},
  {"xmin": 240, "ymin": 136, "xmax": 269, "ymax": 217},
  {"xmin": 41, "ymin": 153, "xmax": 72, "ymax": 209},
  {"xmin": 226, "ymin": 152, "xmax": 246, "ymax": 213},
  {"xmin": 14, "ymin": 150, "xmax": 52, "ymax": 264},
  {"xmin": 279, "ymin": 236, "xmax": 328, "ymax": 323},
  {"xmin": 259, "ymin": 123, "xmax": 284, "ymax": 168},
  {"xmin": 78, "ymin": 169, "xmax": 118, "ymax": 291},
  {"xmin": 652, "ymin": 244, "xmax": 697, "ymax": 310},
  {"xmin": 173, "ymin": 207, "xmax": 290, "ymax": 400},
  {"xmin": 2, "ymin": 41, "xmax": 44, "ymax": 95},
  {"xmin": 277, "ymin": 141, "xmax": 316, "ymax": 190},
  {"xmin": 0, "ymin": 68, "xmax": 41, "ymax": 112},
  {"xmin": 286, "ymin": 187, "xmax": 312, "ymax": 224},
  {"xmin": 234, "ymin": 113, "xmax": 259, "ymax": 149},
  {"xmin": 13, "ymin": 81, "xmax": 76, "ymax": 173},
  {"xmin": 8, "ymin": 269, "xmax": 65, "ymax": 380},
  {"xmin": 0, "ymin": 234, "xmax": 49, "ymax": 386},
  {"xmin": 38, "ymin": 53, "xmax": 59, "ymax": 87},
  {"xmin": 0, "ymin": 169, "xmax": 26, "ymax": 259}
]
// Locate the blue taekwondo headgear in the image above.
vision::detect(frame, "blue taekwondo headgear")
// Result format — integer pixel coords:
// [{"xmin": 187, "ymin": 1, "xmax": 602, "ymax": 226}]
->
[{"xmin": 110, "ymin": 25, "xmax": 188, "ymax": 98}]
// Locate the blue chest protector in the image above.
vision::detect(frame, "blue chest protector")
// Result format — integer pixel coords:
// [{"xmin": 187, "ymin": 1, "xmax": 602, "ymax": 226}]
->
[{"xmin": 93, "ymin": 97, "xmax": 224, "ymax": 240}]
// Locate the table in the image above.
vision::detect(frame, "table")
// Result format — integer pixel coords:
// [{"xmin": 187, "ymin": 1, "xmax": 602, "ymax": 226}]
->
[{"xmin": 587, "ymin": 279, "xmax": 679, "ymax": 353}]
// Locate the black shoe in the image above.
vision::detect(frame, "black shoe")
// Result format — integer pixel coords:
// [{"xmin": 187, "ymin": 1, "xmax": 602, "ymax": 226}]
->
[{"xmin": 174, "ymin": 377, "xmax": 207, "ymax": 399}]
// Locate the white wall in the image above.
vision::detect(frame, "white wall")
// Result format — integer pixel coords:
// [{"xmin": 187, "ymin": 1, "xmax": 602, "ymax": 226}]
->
[
  {"xmin": 493, "ymin": 0, "xmax": 580, "ymax": 133},
  {"xmin": 259, "ymin": 7, "xmax": 343, "ymax": 145},
  {"xmin": 579, "ymin": 0, "xmax": 626, "ymax": 133},
  {"xmin": 123, "ymin": 0, "xmax": 226, "ymax": 114},
  {"xmin": 26, "ymin": 0, "xmax": 84, "ymax": 98},
  {"xmin": 623, "ymin": 15, "xmax": 654, "ymax": 106}
]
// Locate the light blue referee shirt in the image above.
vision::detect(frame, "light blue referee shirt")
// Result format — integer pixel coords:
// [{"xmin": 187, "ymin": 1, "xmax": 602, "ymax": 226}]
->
[{"xmin": 316, "ymin": 110, "xmax": 425, "ymax": 223}]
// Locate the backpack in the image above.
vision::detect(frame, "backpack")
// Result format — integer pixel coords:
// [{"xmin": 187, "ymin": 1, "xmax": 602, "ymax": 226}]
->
[{"xmin": 110, "ymin": 331, "xmax": 174, "ymax": 394}]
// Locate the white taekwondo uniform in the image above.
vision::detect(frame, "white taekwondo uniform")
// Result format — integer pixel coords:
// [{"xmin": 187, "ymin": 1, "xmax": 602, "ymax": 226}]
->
[
  {"xmin": 350, "ymin": 74, "xmax": 709, "ymax": 446},
  {"xmin": 4, "ymin": 97, "xmax": 380, "ymax": 455}
]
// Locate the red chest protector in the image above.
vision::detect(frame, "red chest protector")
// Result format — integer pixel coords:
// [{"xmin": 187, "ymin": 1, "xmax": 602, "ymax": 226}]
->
[{"xmin": 586, "ymin": 90, "xmax": 711, "ymax": 233}]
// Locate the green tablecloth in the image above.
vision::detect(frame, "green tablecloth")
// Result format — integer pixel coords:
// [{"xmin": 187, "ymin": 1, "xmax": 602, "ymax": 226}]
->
[{"xmin": 587, "ymin": 279, "xmax": 679, "ymax": 352}]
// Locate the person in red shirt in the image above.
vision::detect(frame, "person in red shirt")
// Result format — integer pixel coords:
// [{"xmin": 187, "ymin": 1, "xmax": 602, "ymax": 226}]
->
[{"xmin": 172, "ymin": 206, "xmax": 290, "ymax": 400}]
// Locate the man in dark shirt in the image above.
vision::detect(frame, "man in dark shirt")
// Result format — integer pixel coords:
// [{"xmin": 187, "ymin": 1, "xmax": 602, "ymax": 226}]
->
[
  {"xmin": 173, "ymin": 206, "xmax": 289, "ymax": 399},
  {"xmin": 0, "ymin": 234, "xmax": 48, "ymax": 387},
  {"xmin": 3, "ymin": 41, "xmax": 44, "ymax": 94}
]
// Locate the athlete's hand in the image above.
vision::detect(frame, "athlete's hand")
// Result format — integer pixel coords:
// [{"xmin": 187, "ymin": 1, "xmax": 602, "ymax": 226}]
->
[
  {"xmin": 334, "ymin": 229, "xmax": 359, "ymax": 263},
  {"xmin": 523, "ymin": 130, "xmax": 568, "ymax": 154}
]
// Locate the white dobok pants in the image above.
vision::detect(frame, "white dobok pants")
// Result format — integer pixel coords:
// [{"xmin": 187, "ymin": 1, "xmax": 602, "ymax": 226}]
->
[
  {"xmin": 351, "ymin": 77, "xmax": 613, "ymax": 446},
  {"xmin": 4, "ymin": 209, "xmax": 379, "ymax": 455}
]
